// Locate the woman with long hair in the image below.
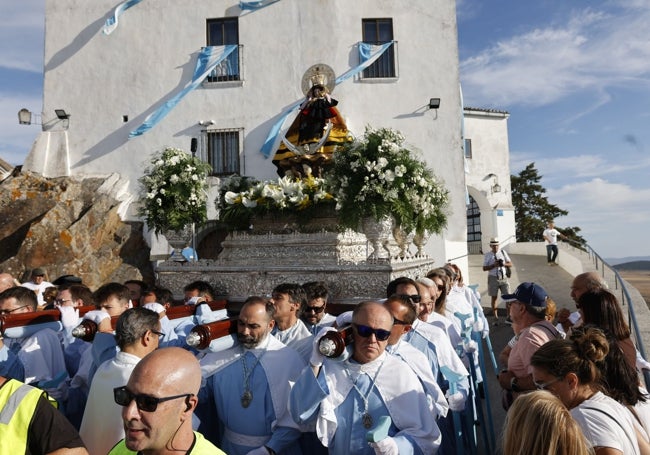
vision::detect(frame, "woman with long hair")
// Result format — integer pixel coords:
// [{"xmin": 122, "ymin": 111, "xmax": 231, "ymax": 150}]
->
[
  {"xmin": 531, "ymin": 326, "xmax": 650, "ymax": 455},
  {"xmin": 503, "ymin": 390, "xmax": 593, "ymax": 455}
]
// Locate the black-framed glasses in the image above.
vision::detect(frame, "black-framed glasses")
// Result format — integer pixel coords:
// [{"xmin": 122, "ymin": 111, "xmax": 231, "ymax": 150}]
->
[
  {"xmin": 397, "ymin": 294, "xmax": 421, "ymax": 304},
  {"xmin": 534, "ymin": 377, "xmax": 562, "ymax": 390},
  {"xmin": 151, "ymin": 330, "xmax": 165, "ymax": 338},
  {"xmin": 352, "ymin": 323, "xmax": 391, "ymax": 341},
  {"xmin": 113, "ymin": 386, "xmax": 193, "ymax": 412},
  {"xmin": 304, "ymin": 305, "xmax": 326, "ymax": 314},
  {"xmin": 0, "ymin": 304, "xmax": 31, "ymax": 315}
]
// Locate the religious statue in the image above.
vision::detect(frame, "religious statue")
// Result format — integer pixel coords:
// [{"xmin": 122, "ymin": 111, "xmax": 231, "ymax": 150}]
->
[{"xmin": 272, "ymin": 64, "xmax": 352, "ymax": 178}]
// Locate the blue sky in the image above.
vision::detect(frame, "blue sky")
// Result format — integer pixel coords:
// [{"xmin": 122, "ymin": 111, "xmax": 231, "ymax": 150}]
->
[{"xmin": 1, "ymin": 0, "xmax": 649, "ymax": 258}]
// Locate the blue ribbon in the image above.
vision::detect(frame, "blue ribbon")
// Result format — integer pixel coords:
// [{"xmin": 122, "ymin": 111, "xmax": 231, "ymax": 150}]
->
[
  {"xmin": 103, "ymin": 0, "xmax": 144, "ymax": 35},
  {"xmin": 259, "ymin": 41, "xmax": 395, "ymax": 158},
  {"xmin": 239, "ymin": 0, "xmax": 281, "ymax": 10},
  {"xmin": 129, "ymin": 45, "xmax": 237, "ymax": 139}
]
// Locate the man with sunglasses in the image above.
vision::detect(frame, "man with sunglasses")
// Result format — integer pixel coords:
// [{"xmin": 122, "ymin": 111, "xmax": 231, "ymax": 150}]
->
[
  {"xmin": 80, "ymin": 307, "xmax": 162, "ymax": 455},
  {"xmin": 301, "ymin": 281, "xmax": 336, "ymax": 335},
  {"xmin": 0, "ymin": 286, "xmax": 68, "ymax": 403},
  {"xmin": 291, "ymin": 301, "xmax": 440, "ymax": 454},
  {"xmin": 197, "ymin": 297, "xmax": 304, "ymax": 455},
  {"xmin": 497, "ymin": 282, "xmax": 562, "ymax": 410},
  {"xmin": 109, "ymin": 347, "xmax": 224, "ymax": 454}
]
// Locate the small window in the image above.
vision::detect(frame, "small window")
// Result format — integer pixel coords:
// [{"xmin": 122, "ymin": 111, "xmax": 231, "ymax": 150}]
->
[
  {"xmin": 207, "ymin": 129, "xmax": 242, "ymax": 176},
  {"xmin": 464, "ymin": 138, "xmax": 472, "ymax": 159},
  {"xmin": 362, "ymin": 18, "xmax": 396, "ymax": 78},
  {"xmin": 206, "ymin": 18, "xmax": 240, "ymax": 82}
]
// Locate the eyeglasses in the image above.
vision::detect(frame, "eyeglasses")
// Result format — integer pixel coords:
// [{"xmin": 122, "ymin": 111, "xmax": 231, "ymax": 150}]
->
[
  {"xmin": 397, "ymin": 294, "xmax": 421, "ymax": 304},
  {"xmin": 534, "ymin": 377, "xmax": 562, "ymax": 390},
  {"xmin": 113, "ymin": 386, "xmax": 193, "ymax": 412},
  {"xmin": 55, "ymin": 299, "xmax": 72, "ymax": 305},
  {"xmin": 304, "ymin": 305, "xmax": 326, "ymax": 314},
  {"xmin": 151, "ymin": 330, "xmax": 165, "ymax": 338},
  {"xmin": 0, "ymin": 304, "xmax": 31, "ymax": 315},
  {"xmin": 352, "ymin": 323, "xmax": 391, "ymax": 341}
]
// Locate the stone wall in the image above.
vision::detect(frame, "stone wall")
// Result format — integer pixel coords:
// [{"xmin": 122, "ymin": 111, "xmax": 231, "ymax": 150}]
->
[{"xmin": 0, "ymin": 171, "xmax": 154, "ymax": 288}]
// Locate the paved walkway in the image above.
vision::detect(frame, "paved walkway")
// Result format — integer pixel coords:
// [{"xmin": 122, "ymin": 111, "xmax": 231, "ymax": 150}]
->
[{"xmin": 467, "ymin": 253, "xmax": 577, "ymax": 454}]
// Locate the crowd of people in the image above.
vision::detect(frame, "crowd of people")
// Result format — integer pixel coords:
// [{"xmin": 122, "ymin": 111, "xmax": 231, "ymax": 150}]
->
[{"xmin": 0, "ymin": 262, "xmax": 649, "ymax": 455}]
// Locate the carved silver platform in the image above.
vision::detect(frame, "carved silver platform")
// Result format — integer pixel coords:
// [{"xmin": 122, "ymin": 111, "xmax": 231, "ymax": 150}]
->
[{"xmin": 156, "ymin": 229, "xmax": 435, "ymax": 299}]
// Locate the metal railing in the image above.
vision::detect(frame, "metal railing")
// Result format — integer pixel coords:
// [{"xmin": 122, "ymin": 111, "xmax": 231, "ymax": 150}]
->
[{"xmin": 562, "ymin": 238, "xmax": 650, "ymax": 387}]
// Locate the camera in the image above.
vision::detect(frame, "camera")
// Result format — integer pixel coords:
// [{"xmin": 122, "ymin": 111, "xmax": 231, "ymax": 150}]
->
[{"xmin": 497, "ymin": 259, "xmax": 504, "ymax": 267}]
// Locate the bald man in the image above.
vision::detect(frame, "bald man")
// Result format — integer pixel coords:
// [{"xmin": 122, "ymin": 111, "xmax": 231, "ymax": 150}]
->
[
  {"xmin": 291, "ymin": 301, "xmax": 440, "ymax": 454},
  {"xmin": 570, "ymin": 271, "xmax": 607, "ymax": 304},
  {"xmin": 109, "ymin": 347, "xmax": 223, "ymax": 454}
]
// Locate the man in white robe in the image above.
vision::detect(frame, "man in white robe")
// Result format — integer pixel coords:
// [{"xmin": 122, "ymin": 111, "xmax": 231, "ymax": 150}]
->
[
  {"xmin": 290, "ymin": 301, "xmax": 440, "ymax": 455},
  {"xmin": 79, "ymin": 307, "xmax": 162, "ymax": 455},
  {"xmin": 197, "ymin": 297, "xmax": 304, "ymax": 455},
  {"xmin": 269, "ymin": 283, "xmax": 313, "ymax": 362}
]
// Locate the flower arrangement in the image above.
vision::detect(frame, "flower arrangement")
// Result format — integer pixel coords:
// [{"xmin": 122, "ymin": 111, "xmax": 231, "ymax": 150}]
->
[
  {"xmin": 139, "ymin": 147, "xmax": 212, "ymax": 234},
  {"xmin": 327, "ymin": 126, "xmax": 449, "ymax": 234},
  {"xmin": 217, "ymin": 174, "xmax": 335, "ymax": 228}
]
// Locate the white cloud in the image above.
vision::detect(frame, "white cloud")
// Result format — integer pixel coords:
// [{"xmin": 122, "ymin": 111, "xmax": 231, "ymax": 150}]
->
[
  {"xmin": 0, "ymin": 0, "xmax": 45, "ymax": 73},
  {"xmin": 460, "ymin": 4, "xmax": 650, "ymax": 108},
  {"xmin": 549, "ymin": 178, "xmax": 650, "ymax": 256},
  {"xmin": 511, "ymin": 153, "xmax": 650, "ymax": 181}
]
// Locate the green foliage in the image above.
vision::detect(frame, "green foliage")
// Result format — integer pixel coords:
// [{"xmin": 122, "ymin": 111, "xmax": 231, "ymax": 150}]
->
[
  {"xmin": 139, "ymin": 147, "xmax": 212, "ymax": 234},
  {"xmin": 511, "ymin": 162, "xmax": 586, "ymax": 246},
  {"xmin": 326, "ymin": 126, "xmax": 449, "ymax": 234}
]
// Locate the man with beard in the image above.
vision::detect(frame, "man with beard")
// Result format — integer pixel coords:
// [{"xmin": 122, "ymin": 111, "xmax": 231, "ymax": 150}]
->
[{"xmin": 197, "ymin": 297, "xmax": 305, "ymax": 455}]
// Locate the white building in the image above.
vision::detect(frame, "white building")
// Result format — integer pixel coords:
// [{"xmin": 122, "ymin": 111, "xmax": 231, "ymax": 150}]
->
[
  {"xmin": 463, "ymin": 107, "xmax": 516, "ymax": 255},
  {"xmin": 22, "ymin": 0, "xmax": 514, "ymax": 266}
]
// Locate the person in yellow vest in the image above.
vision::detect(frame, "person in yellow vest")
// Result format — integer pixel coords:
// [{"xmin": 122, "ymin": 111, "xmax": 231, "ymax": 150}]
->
[
  {"xmin": 0, "ymin": 375, "xmax": 88, "ymax": 454},
  {"xmin": 108, "ymin": 347, "xmax": 224, "ymax": 455}
]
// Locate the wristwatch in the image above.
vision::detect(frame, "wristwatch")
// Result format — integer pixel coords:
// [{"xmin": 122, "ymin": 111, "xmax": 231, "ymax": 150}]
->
[{"xmin": 510, "ymin": 377, "xmax": 521, "ymax": 393}]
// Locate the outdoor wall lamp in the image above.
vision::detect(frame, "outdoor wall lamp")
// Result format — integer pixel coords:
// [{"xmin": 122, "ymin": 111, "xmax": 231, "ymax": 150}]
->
[
  {"xmin": 485, "ymin": 173, "xmax": 501, "ymax": 193},
  {"xmin": 55, "ymin": 109, "xmax": 70, "ymax": 120},
  {"xmin": 428, "ymin": 98, "xmax": 441, "ymax": 109}
]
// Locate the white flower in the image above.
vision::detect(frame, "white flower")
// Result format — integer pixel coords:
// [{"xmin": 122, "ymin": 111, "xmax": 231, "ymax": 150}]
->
[
  {"xmin": 383, "ymin": 170, "xmax": 395, "ymax": 182},
  {"xmin": 170, "ymin": 174, "xmax": 179, "ymax": 184},
  {"xmin": 156, "ymin": 198, "xmax": 162, "ymax": 206},
  {"xmin": 242, "ymin": 197, "xmax": 257, "ymax": 208},
  {"xmin": 224, "ymin": 191, "xmax": 239, "ymax": 204}
]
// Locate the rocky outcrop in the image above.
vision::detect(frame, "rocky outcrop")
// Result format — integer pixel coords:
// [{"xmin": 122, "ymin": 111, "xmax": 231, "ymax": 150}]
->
[{"xmin": 0, "ymin": 171, "xmax": 153, "ymax": 289}]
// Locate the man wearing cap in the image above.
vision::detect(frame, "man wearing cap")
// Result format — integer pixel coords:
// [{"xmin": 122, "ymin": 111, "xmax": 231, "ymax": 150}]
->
[
  {"xmin": 496, "ymin": 282, "xmax": 561, "ymax": 409},
  {"xmin": 482, "ymin": 238, "xmax": 512, "ymax": 324},
  {"xmin": 20, "ymin": 268, "xmax": 53, "ymax": 307}
]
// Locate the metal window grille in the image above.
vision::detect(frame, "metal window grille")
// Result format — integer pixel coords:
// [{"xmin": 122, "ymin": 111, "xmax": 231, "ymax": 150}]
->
[
  {"xmin": 206, "ymin": 18, "xmax": 241, "ymax": 82},
  {"xmin": 207, "ymin": 129, "xmax": 241, "ymax": 176},
  {"xmin": 361, "ymin": 18, "xmax": 396, "ymax": 79}
]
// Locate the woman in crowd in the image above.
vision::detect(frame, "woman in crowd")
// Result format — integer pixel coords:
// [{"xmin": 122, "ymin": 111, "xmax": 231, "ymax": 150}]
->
[
  {"xmin": 503, "ymin": 390, "xmax": 593, "ymax": 455},
  {"xmin": 531, "ymin": 326, "xmax": 650, "ymax": 455}
]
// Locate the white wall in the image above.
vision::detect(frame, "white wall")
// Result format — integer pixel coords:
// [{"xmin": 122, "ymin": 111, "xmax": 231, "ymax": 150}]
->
[{"xmin": 29, "ymin": 0, "xmax": 466, "ymax": 262}]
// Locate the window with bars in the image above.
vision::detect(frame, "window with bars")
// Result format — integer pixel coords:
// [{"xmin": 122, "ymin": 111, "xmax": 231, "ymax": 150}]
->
[
  {"xmin": 464, "ymin": 138, "xmax": 473, "ymax": 159},
  {"xmin": 362, "ymin": 18, "xmax": 396, "ymax": 78},
  {"xmin": 207, "ymin": 129, "xmax": 241, "ymax": 176},
  {"xmin": 206, "ymin": 18, "xmax": 240, "ymax": 82}
]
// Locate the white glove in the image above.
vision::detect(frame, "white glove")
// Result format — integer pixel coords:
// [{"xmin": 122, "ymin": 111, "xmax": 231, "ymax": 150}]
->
[
  {"xmin": 335, "ymin": 311, "xmax": 353, "ymax": 327},
  {"xmin": 58, "ymin": 305, "xmax": 80, "ymax": 329},
  {"xmin": 311, "ymin": 326, "xmax": 337, "ymax": 367},
  {"xmin": 463, "ymin": 339, "xmax": 478, "ymax": 353},
  {"xmin": 143, "ymin": 302, "xmax": 165, "ymax": 314},
  {"xmin": 368, "ymin": 436, "xmax": 399, "ymax": 455},
  {"xmin": 245, "ymin": 447, "xmax": 269, "ymax": 455},
  {"xmin": 83, "ymin": 310, "xmax": 110, "ymax": 324},
  {"xmin": 446, "ymin": 391, "xmax": 466, "ymax": 412}
]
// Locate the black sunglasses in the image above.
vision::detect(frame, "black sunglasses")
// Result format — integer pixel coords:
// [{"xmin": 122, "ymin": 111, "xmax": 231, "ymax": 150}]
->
[
  {"xmin": 352, "ymin": 323, "xmax": 391, "ymax": 341},
  {"xmin": 396, "ymin": 294, "xmax": 421, "ymax": 304},
  {"xmin": 113, "ymin": 386, "xmax": 193, "ymax": 412},
  {"xmin": 304, "ymin": 305, "xmax": 326, "ymax": 314}
]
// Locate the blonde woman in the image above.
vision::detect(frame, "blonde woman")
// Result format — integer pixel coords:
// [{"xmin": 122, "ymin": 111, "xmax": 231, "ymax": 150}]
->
[{"xmin": 503, "ymin": 390, "xmax": 593, "ymax": 455}]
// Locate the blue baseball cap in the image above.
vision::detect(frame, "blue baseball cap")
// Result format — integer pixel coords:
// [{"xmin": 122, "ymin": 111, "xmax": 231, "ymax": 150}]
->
[{"xmin": 502, "ymin": 282, "xmax": 548, "ymax": 308}]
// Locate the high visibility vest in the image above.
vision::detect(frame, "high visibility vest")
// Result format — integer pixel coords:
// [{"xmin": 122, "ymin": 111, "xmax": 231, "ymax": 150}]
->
[
  {"xmin": 0, "ymin": 379, "xmax": 45, "ymax": 454},
  {"xmin": 108, "ymin": 431, "xmax": 225, "ymax": 454}
]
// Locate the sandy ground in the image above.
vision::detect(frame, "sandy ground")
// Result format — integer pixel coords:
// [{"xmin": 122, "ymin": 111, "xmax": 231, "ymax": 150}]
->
[{"xmin": 618, "ymin": 269, "xmax": 650, "ymax": 307}]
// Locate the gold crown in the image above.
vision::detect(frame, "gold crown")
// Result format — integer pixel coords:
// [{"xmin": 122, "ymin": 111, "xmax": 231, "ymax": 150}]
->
[{"xmin": 310, "ymin": 73, "xmax": 327, "ymax": 87}]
